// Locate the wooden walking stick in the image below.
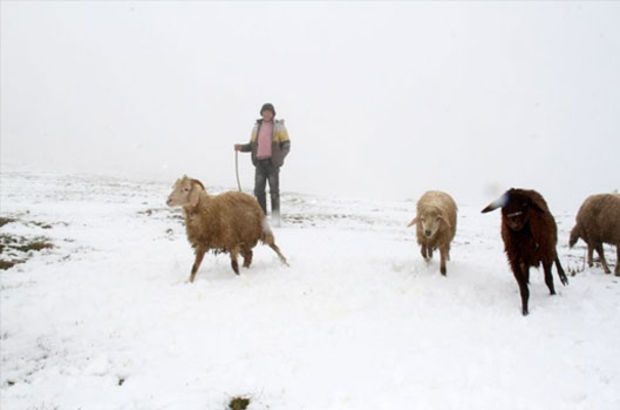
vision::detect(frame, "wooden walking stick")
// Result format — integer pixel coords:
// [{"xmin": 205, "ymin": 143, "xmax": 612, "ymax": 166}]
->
[{"xmin": 235, "ymin": 150, "xmax": 242, "ymax": 192}]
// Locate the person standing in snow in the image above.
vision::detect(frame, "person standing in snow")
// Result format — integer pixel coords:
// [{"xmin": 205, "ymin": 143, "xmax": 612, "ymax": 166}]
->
[{"xmin": 234, "ymin": 103, "xmax": 291, "ymax": 226}]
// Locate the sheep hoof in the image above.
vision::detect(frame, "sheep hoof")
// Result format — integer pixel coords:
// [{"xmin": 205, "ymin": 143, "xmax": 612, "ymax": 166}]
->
[
  {"xmin": 231, "ymin": 261, "xmax": 240, "ymax": 275},
  {"xmin": 440, "ymin": 267, "xmax": 447, "ymax": 276},
  {"xmin": 522, "ymin": 308, "xmax": 529, "ymax": 316}
]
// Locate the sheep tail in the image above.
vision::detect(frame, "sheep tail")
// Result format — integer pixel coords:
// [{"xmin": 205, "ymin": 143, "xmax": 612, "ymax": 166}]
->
[{"xmin": 261, "ymin": 217, "xmax": 289, "ymax": 266}]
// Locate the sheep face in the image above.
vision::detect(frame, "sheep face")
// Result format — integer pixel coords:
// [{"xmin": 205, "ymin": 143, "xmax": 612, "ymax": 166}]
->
[
  {"xmin": 502, "ymin": 202, "xmax": 529, "ymax": 232},
  {"xmin": 166, "ymin": 176, "xmax": 200, "ymax": 208},
  {"xmin": 419, "ymin": 208, "xmax": 444, "ymax": 239},
  {"xmin": 502, "ymin": 193, "xmax": 546, "ymax": 232}
]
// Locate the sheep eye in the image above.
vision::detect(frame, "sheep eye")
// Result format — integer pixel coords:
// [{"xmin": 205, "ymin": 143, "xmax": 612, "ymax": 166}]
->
[{"xmin": 183, "ymin": 188, "xmax": 190, "ymax": 192}]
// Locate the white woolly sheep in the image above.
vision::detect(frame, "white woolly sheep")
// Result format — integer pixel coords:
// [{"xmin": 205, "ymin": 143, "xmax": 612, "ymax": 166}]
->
[
  {"xmin": 166, "ymin": 175, "xmax": 288, "ymax": 282},
  {"xmin": 569, "ymin": 193, "xmax": 620, "ymax": 276},
  {"xmin": 407, "ymin": 190, "xmax": 458, "ymax": 276}
]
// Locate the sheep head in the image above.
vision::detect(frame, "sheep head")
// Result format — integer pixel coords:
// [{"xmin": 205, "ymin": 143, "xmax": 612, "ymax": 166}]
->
[
  {"xmin": 568, "ymin": 226, "xmax": 581, "ymax": 248},
  {"xmin": 481, "ymin": 188, "xmax": 545, "ymax": 232},
  {"xmin": 166, "ymin": 175, "xmax": 205, "ymax": 208},
  {"xmin": 410, "ymin": 206, "xmax": 451, "ymax": 239}
]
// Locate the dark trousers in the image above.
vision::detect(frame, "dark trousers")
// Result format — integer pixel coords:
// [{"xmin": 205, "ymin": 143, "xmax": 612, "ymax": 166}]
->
[{"xmin": 254, "ymin": 159, "xmax": 280, "ymax": 216}]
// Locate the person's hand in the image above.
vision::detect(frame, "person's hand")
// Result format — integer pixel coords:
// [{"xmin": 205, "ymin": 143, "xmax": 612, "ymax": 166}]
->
[{"xmin": 234, "ymin": 144, "xmax": 241, "ymax": 151}]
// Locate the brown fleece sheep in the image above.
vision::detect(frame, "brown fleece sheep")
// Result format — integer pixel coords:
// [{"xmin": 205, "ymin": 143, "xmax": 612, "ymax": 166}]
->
[
  {"xmin": 166, "ymin": 175, "xmax": 287, "ymax": 283},
  {"xmin": 569, "ymin": 193, "xmax": 620, "ymax": 276},
  {"xmin": 482, "ymin": 188, "xmax": 568, "ymax": 315},
  {"xmin": 407, "ymin": 191, "xmax": 458, "ymax": 276}
]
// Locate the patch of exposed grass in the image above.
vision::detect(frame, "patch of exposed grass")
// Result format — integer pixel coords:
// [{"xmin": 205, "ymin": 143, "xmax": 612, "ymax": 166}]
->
[
  {"xmin": 1, "ymin": 234, "xmax": 53, "ymax": 253},
  {"xmin": 228, "ymin": 396, "xmax": 251, "ymax": 410},
  {"xmin": 0, "ymin": 259, "xmax": 25, "ymax": 270},
  {"xmin": 0, "ymin": 232, "xmax": 54, "ymax": 270},
  {"xmin": 15, "ymin": 240, "xmax": 53, "ymax": 252},
  {"xmin": 0, "ymin": 217, "xmax": 17, "ymax": 228},
  {"xmin": 138, "ymin": 209, "xmax": 156, "ymax": 216},
  {"xmin": 0, "ymin": 233, "xmax": 19, "ymax": 254},
  {"xmin": 138, "ymin": 208, "xmax": 184, "ymax": 222},
  {"xmin": 30, "ymin": 221, "xmax": 53, "ymax": 229}
]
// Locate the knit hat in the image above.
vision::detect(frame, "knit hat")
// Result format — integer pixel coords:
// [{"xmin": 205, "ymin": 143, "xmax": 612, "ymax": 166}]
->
[{"xmin": 260, "ymin": 103, "xmax": 276, "ymax": 117}]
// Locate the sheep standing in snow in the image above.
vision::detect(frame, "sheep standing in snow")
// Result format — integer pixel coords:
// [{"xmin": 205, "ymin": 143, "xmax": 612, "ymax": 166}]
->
[
  {"xmin": 166, "ymin": 175, "xmax": 287, "ymax": 283},
  {"xmin": 407, "ymin": 191, "xmax": 458, "ymax": 276},
  {"xmin": 569, "ymin": 193, "xmax": 620, "ymax": 276},
  {"xmin": 482, "ymin": 188, "xmax": 568, "ymax": 315}
]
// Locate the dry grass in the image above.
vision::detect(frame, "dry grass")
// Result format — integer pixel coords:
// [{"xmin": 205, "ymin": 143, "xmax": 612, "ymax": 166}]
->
[
  {"xmin": 228, "ymin": 396, "xmax": 251, "ymax": 410},
  {"xmin": 0, "ymin": 225, "xmax": 54, "ymax": 270},
  {"xmin": 0, "ymin": 217, "xmax": 17, "ymax": 228},
  {"xmin": 0, "ymin": 259, "xmax": 25, "ymax": 270}
]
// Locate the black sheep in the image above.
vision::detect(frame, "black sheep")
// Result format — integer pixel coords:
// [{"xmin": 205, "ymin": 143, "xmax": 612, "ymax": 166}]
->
[{"xmin": 482, "ymin": 188, "xmax": 568, "ymax": 315}]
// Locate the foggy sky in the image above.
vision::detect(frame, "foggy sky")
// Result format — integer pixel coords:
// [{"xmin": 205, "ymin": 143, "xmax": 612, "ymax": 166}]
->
[{"xmin": 1, "ymin": 1, "xmax": 619, "ymax": 211}]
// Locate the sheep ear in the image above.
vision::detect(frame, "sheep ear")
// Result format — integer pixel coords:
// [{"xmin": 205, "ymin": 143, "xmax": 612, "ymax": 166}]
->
[
  {"xmin": 191, "ymin": 179, "xmax": 206, "ymax": 191},
  {"xmin": 528, "ymin": 198, "xmax": 545, "ymax": 213},
  {"xmin": 438, "ymin": 214, "xmax": 451, "ymax": 228},
  {"xmin": 407, "ymin": 217, "xmax": 418, "ymax": 227},
  {"xmin": 481, "ymin": 192, "xmax": 509, "ymax": 213},
  {"xmin": 188, "ymin": 184, "xmax": 201, "ymax": 207}
]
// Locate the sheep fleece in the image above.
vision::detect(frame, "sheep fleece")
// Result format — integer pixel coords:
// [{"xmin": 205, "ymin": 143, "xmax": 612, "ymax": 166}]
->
[
  {"xmin": 185, "ymin": 192, "xmax": 266, "ymax": 252},
  {"xmin": 572, "ymin": 194, "xmax": 620, "ymax": 248}
]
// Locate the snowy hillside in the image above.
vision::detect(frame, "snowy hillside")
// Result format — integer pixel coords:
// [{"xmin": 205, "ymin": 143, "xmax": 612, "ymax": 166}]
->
[{"xmin": 1, "ymin": 171, "xmax": 619, "ymax": 410}]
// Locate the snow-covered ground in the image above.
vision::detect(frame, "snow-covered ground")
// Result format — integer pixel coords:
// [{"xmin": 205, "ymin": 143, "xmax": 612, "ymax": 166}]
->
[{"xmin": 1, "ymin": 171, "xmax": 619, "ymax": 410}]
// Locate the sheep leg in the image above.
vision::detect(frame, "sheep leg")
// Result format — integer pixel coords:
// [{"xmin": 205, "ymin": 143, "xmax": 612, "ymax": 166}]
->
[
  {"xmin": 420, "ymin": 245, "xmax": 428, "ymax": 260},
  {"xmin": 595, "ymin": 243, "xmax": 611, "ymax": 274},
  {"xmin": 439, "ymin": 246, "xmax": 448, "ymax": 276},
  {"xmin": 421, "ymin": 244, "xmax": 433, "ymax": 261},
  {"xmin": 242, "ymin": 249, "xmax": 253, "ymax": 268},
  {"xmin": 510, "ymin": 260, "xmax": 529, "ymax": 316},
  {"xmin": 543, "ymin": 261, "xmax": 556, "ymax": 295},
  {"xmin": 521, "ymin": 262, "xmax": 530, "ymax": 284},
  {"xmin": 230, "ymin": 248, "xmax": 240, "ymax": 275},
  {"xmin": 587, "ymin": 244, "xmax": 594, "ymax": 267},
  {"xmin": 261, "ymin": 232, "xmax": 288, "ymax": 266},
  {"xmin": 517, "ymin": 277, "xmax": 530, "ymax": 316},
  {"xmin": 269, "ymin": 243, "xmax": 289, "ymax": 266},
  {"xmin": 615, "ymin": 245, "xmax": 619, "ymax": 276},
  {"xmin": 555, "ymin": 255, "xmax": 569, "ymax": 285},
  {"xmin": 263, "ymin": 233, "xmax": 288, "ymax": 266},
  {"xmin": 190, "ymin": 247, "xmax": 207, "ymax": 283}
]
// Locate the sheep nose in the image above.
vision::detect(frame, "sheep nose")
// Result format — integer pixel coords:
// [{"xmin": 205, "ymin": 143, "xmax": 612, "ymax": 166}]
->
[
  {"xmin": 425, "ymin": 230, "xmax": 432, "ymax": 237},
  {"xmin": 166, "ymin": 198, "xmax": 172, "ymax": 206}
]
